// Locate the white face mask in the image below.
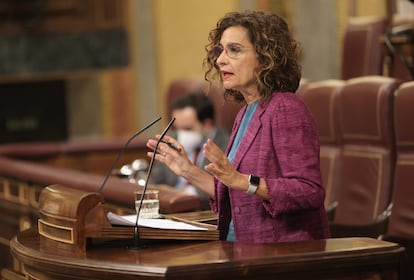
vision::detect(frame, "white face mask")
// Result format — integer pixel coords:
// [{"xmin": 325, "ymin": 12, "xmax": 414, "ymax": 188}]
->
[{"xmin": 177, "ymin": 130, "xmax": 203, "ymax": 154}]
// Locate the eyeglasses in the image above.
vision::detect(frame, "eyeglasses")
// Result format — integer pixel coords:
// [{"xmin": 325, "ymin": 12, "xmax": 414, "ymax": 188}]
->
[{"xmin": 211, "ymin": 43, "xmax": 251, "ymax": 59}]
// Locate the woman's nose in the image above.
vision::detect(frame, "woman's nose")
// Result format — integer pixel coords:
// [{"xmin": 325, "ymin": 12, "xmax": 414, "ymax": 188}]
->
[{"xmin": 216, "ymin": 51, "xmax": 227, "ymax": 65}]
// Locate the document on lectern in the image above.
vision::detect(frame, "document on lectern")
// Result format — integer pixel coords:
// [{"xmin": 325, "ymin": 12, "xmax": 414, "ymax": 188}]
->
[{"xmin": 107, "ymin": 212, "xmax": 208, "ymax": 231}]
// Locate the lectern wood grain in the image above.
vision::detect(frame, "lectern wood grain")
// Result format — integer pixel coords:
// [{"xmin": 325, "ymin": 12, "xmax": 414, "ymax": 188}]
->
[
  {"xmin": 38, "ymin": 184, "xmax": 218, "ymax": 254},
  {"xmin": 11, "ymin": 230, "xmax": 403, "ymax": 280}
]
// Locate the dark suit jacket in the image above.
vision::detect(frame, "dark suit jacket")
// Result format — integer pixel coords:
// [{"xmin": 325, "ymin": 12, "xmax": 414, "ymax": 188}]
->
[
  {"xmin": 150, "ymin": 127, "xmax": 230, "ymax": 210},
  {"xmin": 210, "ymin": 91, "xmax": 330, "ymax": 243}
]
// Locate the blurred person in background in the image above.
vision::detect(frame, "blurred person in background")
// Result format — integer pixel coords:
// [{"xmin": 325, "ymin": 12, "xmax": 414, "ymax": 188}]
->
[{"xmin": 150, "ymin": 91, "xmax": 230, "ymax": 210}]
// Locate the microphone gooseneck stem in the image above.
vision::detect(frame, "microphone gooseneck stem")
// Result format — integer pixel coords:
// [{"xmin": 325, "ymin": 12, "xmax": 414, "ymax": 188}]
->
[
  {"xmin": 97, "ymin": 117, "xmax": 161, "ymax": 194},
  {"xmin": 133, "ymin": 117, "xmax": 176, "ymax": 248}
]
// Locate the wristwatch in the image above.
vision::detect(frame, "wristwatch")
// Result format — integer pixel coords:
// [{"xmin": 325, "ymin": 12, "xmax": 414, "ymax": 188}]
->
[{"xmin": 246, "ymin": 175, "xmax": 260, "ymax": 195}]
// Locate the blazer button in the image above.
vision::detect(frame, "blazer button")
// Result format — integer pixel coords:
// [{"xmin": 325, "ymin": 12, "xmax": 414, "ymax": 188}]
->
[{"xmin": 234, "ymin": 207, "xmax": 241, "ymax": 214}]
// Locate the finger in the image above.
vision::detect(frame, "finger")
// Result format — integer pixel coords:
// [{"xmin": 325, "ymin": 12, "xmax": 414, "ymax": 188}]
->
[
  {"xmin": 205, "ymin": 164, "xmax": 228, "ymax": 183},
  {"xmin": 147, "ymin": 151, "xmax": 164, "ymax": 159},
  {"xmin": 206, "ymin": 139, "xmax": 226, "ymax": 158},
  {"xmin": 160, "ymin": 140, "xmax": 183, "ymax": 153},
  {"xmin": 203, "ymin": 140, "xmax": 225, "ymax": 163},
  {"xmin": 204, "ymin": 162, "xmax": 218, "ymax": 175},
  {"xmin": 156, "ymin": 134, "xmax": 175, "ymax": 143},
  {"xmin": 152, "ymin": 135, "xmax": 183, "ymax": 153},
  {"xmin": 147, "ymin": 151, "xmax": 170, "ymax": 165}
]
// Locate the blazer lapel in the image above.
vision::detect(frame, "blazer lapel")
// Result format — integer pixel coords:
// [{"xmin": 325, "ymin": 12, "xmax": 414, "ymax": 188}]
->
[{"xmin": 230, "ymin": 103, "xmax": 265, "ymax": 169}]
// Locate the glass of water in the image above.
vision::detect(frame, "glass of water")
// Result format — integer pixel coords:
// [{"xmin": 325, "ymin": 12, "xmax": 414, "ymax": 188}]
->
[{"xmin": 134, "ymin": 189, "xmax": 160, "ymax": 219}]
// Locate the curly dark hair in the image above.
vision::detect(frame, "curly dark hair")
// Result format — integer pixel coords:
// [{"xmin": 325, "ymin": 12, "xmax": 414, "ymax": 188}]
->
[{"xmin": 203, "ymin": 10, "xmax": 302, "ymax": 102}]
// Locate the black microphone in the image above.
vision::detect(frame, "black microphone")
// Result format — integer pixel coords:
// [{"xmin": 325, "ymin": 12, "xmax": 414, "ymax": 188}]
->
[
  {"xmin": 131, "ymin": 117, "xmax": 176, "ymax": 249},
  {"xmin": 97, "ymin": 117, "xmax": 161, "ymax": 194}
]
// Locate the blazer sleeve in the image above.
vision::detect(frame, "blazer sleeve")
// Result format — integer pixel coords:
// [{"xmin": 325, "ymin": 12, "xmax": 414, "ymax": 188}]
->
[{"xmin": 262, "ymin": 95, "xmax": 326, "ymax": 217}]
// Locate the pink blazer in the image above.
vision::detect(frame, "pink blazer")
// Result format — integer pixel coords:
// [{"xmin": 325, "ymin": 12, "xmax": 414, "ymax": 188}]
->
[{"xmin": 210, "ymin": 91, "xmax": 330, "ymax": 243}]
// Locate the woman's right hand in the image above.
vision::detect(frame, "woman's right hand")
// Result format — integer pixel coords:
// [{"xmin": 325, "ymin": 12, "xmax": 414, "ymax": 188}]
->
[{"xmin": 146, "ymin": 134, "xmax": 193, "ymax": 177}]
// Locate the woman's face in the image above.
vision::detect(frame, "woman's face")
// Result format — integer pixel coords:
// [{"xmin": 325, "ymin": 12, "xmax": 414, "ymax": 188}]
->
[{"xmin": 216, "ymin": 26, "xmax": 260, "ymax": 102}]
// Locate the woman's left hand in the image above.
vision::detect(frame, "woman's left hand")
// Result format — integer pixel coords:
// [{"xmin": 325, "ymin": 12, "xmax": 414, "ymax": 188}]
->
[{"xmin": 203, "ymin": 139, "xmax": 244, "ymax": 189}]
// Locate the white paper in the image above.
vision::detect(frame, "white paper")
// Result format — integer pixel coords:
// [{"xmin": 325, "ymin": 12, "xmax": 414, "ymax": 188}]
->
[{"xmin": 107, "ymin": 212, "xmax": 208, "ymax": 231}]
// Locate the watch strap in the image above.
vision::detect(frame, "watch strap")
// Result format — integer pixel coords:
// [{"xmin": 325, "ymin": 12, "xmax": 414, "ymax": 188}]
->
[{"xmin": 247, "ymin": 175, "xmax": 260, "ymax": 195}]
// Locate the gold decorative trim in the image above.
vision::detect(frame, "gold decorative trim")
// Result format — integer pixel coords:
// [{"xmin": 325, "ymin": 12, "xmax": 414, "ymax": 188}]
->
[
  {"xmin": 0, "ymin": 178, "xmax": 43, "ymax": 208},
  {"xmin": 38, "ymin": 219, "xmax": 74, "ymax": 244},
  {"xmin": 3, "ymin": 179, "xmax": 11, "ymax": 198},
  {"xmin": 0, "ymin": 177, "xmax": 9, "ymax": 198},
  {"xmin": 24, "ymin": 270, "xmax": 41, "ymax": 280},
  {"xmin": 18, "ymin": 183, "xmax": 30, "ymax": 205},
  {"xmin": 20, "ymin": 215, "xmax": 32, "ymax": 232},
  {"xmin": 29, "ymin": 186, "xmax": 41, "ymax": 208},
  {"xmin": 0, "ymin": 236, "xmax": 10, "ymax": 246}
]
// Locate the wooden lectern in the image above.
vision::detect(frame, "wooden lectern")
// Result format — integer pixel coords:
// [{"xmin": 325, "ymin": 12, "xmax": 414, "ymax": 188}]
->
[{"xmin": 37, "ymin": 184, "xmax": 218, "ymax": 254}]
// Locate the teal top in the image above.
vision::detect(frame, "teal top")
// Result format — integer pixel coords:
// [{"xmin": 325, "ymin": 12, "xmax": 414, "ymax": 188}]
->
[{"xmin": 226, "ymin": 101, "xmax": 259, "ymax": 242}]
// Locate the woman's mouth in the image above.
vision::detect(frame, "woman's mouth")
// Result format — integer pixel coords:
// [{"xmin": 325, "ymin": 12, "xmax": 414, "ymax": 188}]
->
[{"xmin": 221, "ymin": 71, "xmax": 233, "ymax": 79}]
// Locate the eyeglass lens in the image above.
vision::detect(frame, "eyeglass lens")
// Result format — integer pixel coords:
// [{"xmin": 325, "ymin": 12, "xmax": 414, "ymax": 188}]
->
[{"xmin": 212, "ymin": 43, "xmax": 243, "ymax": 59}]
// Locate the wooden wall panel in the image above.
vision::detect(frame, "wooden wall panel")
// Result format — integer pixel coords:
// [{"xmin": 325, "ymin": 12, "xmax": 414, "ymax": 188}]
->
[{"xmin": 0, "ymin": 0, "xmax": 126, "ymax": 35}]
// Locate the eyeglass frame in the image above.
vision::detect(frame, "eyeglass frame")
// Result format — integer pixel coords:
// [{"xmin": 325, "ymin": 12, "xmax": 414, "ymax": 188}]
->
[{"xmin": 210, "ymin": 43, "xmax": 253, "ymax": 60}]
